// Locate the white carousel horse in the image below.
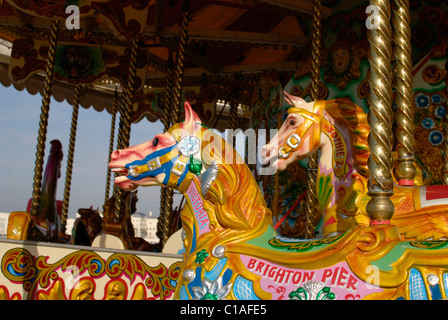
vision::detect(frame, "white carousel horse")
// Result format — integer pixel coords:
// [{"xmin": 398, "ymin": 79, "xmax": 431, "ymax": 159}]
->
[{"xmin": 261, "ymin": 92, "xmax": 448, "ymax": 239}]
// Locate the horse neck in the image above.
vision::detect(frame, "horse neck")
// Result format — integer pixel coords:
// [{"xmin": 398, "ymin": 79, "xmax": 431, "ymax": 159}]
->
[
  {"xmin": 179, "ymin": 162, "xmax": 272, "ymax": 252},
  {"xmin": 317, "ymin": 116, "xmax": 358, "ymax": 206},
  {"xmin": 39, "ymin": 150, "xmax": 61, "ymax": 219}
]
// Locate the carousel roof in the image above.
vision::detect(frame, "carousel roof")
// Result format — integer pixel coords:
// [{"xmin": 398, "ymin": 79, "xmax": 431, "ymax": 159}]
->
[{"xmin": 0, "ymin": 0, "xmax": 335, "ymax": 127}]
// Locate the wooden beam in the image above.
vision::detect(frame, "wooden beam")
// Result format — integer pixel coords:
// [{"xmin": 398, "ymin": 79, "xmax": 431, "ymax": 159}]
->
[
  {"xmin": 146, "ymin": 61, "xmax": 302, "ymax": 81},
  {"xmin": 145, "ymin": 26, "xmax": 308, "ymax": 48},
  {"xmin": 255, "ymin": 0, "xmax": 332, "ymax": 17}
]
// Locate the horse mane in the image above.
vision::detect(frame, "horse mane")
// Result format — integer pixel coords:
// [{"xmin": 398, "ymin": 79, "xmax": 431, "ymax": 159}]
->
[
  {"xmin": 317, "ymin": 98, "xmax": 370, "ymax": 178},
  {"xmin": 171, "ymin": 125, "xmax": 272, "ymax": 232},
  {"xmin": 207, "ymin": 162, "xmax": 272, "ymax": 231}
]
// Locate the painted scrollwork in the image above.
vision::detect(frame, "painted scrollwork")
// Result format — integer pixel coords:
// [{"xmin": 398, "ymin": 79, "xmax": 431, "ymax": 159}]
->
[
  {"xmin": 1, "ymin": 247, "xmax": 181, "ymax": 300},
  {"xmin": 422, "ymin": 64, "xmax": 446, "ymax": 85},
  {"xmin": 6, "ymin": 0, "xmax": 151, "ymax": 40}
]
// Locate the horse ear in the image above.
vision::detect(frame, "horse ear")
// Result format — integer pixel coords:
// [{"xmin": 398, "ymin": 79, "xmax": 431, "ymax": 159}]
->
[
  {"xmin": 283, "ymin": 91, "xmax": 306, "ymax": 107},
  {"xmin": 183, "ymin": 101, "xmax": 201, "ymax": 134}
]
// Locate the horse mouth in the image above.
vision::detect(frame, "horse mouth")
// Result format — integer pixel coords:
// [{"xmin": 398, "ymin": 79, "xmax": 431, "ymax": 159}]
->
[
  {"xmin": 261, "ymin": 145, "xmax": 279, "ymax": 165},
  {"xmin": 110, "ymin": 167, "xmax": 130, "ymax": 184},
  {"xmin": 111, "ymin": 167, "xmax": 128, "ymax": 175}
]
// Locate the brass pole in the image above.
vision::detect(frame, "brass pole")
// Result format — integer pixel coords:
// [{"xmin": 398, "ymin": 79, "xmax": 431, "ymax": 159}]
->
[
  {"xmin": 366, "ymin": 0, "xmax": 395, "ymax": 223},
  {"xmin": 443, "ymin": 89, "xmax": 448, "ymax": 185},
  {"xmin": 228, "ymin": 97, "xmax": 238, "ymax": 130},
  {"xmin": 157, "ymin": 52, "xmax": 174, "ymax": 244},
  {"xmin": 228, "ymin": 84, "xmax": 239, "ymax": 130},
  {"xmin": 162, "ymin": 0, "xmax": 190, "ymax": 245},
  {"xmin": 61, "ymin": 84, "xmax": 83, "ymax": 232},
  {"xmin": 392, "ymin": 0, "xmax": 416, "ymax": 185},
  {"xmin": 117, "ymin": 39, "xmax": 138, "ymax": 150},
  {"xmin": 170, "ymin": 0, "xmax": 189, "ymax": 125},
  {"xmin": 30, "ymin": 19, "xmax": 59, "ymax": 216},
  {"xmin": 114, "ymin": 39, "xmax": 139, "ymax": 222},
  {"xmin": 304, "ymin": 0, "xmax": 322, "ymax": 239},
  {"xmin": 105, "ymin": 87, "xmax": 119, "ymax": 203}
]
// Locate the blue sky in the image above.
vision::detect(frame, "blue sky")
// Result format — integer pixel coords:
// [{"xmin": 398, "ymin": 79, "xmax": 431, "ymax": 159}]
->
[{"xmin": 0, "ymin": 84, "xmax": 182, "ymax": 219}]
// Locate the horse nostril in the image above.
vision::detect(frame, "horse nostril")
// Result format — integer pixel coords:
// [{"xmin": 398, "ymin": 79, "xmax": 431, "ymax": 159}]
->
[
  {"xmin": 261, "ymin": 146, "xmax": 268, "ymax": 158},
  {"xmin": 111, "ymin": 149, "xmax": 121, "ymax": 160}
]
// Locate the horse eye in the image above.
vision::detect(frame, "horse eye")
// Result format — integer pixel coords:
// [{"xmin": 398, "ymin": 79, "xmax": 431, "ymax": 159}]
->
[
  {"xmin": 153, "ymin": 138, "xmax": 159, "ymax": 146},
  {"xmin": 290, "ymin": 120, "xmax": 295, "ymax": 126}
]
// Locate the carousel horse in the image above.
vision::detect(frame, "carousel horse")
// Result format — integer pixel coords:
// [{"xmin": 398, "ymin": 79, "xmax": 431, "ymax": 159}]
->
[
  {"xmin": 110, "ymin": 101, "xmax": 448, "ymax": 300},
  {"xmin": 70, "ymin": 206, "xmax": 103, "ymax": 246},
  {"xmin": 7, "ymin": 139, "xmax": 65, "ymax": 242},
  {"xmin": 91, "ymin": 190, "xmax": 154, "ymax": 252},
  {"xmin": 261, "ymin": 92, "xmax": 448, "ymax": 239}
]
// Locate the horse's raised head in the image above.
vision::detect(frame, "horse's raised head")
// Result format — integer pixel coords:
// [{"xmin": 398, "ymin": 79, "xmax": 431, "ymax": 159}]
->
[
  {"xmin": 48, "ymin": 139, "xmax": 63, "ymax": 178},
  {"xmin": 50, "ymin": 139, "xmax": 63, "ymax": 155},
  {"xmin": 261, "ymin": 92, "xmax": 323, "ymax": 170},
  {"xmin": 109, "ymin": 101, "xmax": 202, "ymax": 191}
]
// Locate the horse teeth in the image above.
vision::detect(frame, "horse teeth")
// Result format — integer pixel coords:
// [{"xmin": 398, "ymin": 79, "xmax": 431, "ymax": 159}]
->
[{"xmin": 111, "ymin": 168, "xmax": 129, "ymax": 179}]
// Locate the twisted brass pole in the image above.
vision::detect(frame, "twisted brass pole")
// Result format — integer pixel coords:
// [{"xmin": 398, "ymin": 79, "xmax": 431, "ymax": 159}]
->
[
  {"xmin": 157, "ymin": 53, "xmax": 174, "ymax": 244},
  {"xmin": 392, "ymin": 0, "xmax": 416, "ymax": 186},
  {"xmin": 30, "ymin": 19, "xmax": 59, "ymax": 216},
  {"xmin": 117, "ymin": 39, "xmax": 138, "ymax": 150},
  {"xmin": 114, "ymin": 39, "xmax": 139, "ymax": 223},
  {"xmin": 366, "ymin": 0, "xmax": 395, "ymax": 223},
  {"xmin": 161, "ymin": 1, "xmax": 189, "ymax": 245},
  {"xmin": 443, "ymin": 89, "xmax": 448, "ymax": 185},
  {"xmin": 171, "ymin": 1, "xmax": 189, "ymax": 125},
  {"xmin": 105, "ymin": 87, "xmax": 119, "ymax": 203},
  {"xmin": 61, "ymin": 84, "xmax": 83, "ymax": 232},
  {"xmin": 228, "ymin": 96, "xmax": 238, "ymax": 130},
  {"xmin": 305, "ymin": 0, "xmax": 322, "ymax": 239}
]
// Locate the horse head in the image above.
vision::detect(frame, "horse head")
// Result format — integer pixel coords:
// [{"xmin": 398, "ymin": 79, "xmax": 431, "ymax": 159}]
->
[
  {"xmin": 261, "ymin": 93, "xmax": 371, "ymax": 236},
  {"xmin": 261, "ymin": 92, "xmax": 325, "ymax": 171},
  {"xmin": 37, "ymin": 139, "xmax": 64, "ymax": 242},
  {"xmin": 110, "ymin": 102, "xmax": 273, "ymax": 299},
  {"xmin": 109, "ymin": 102, "xmax": 205, "ymax": 191}
]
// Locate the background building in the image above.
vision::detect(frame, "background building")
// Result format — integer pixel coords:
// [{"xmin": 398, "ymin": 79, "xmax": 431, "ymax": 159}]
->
[
  {"xmin": 130, "ymin": 211, "xmax": 159, "ymax": 244},
  {"xmin": 0, "ymin": 211, "xmax": 160, "ymax": 244},
  {"xmin": 0, "ymin": 212, "xmax": 9, "ymax": 238}
]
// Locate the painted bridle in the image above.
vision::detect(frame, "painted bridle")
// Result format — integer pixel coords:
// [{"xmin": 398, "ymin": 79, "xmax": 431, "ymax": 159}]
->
[
  {"xmin": 278, "ymin": 100, "xmax": 351, "ymax": 181},
  {"xmin": 124, "ymin": 135, "xmax": 203, "ymax": 188},
  {"xmin": 278, "ymin": 102, "xmax": 324, "ymax": 160}
]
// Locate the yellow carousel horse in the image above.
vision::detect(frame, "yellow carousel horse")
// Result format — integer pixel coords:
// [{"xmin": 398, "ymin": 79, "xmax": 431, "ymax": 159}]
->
[
  {"xmin": 262, "ymin": 92, "xmax": 448, "ymax": 239},
  {"xmin": 110, "ymin": 101, "xmax": 448, "ymax": 300}
]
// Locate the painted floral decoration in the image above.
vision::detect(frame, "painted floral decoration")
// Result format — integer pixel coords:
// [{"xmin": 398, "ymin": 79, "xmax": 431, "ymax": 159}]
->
[
  {"xmin": 195, "ymin": 249, "xmax": 209, "ymax": 264},
  {"xmin": 413, "ymin": 90, "xmax": 445, "ymax": 185},
  {"xmin": 428, "ymin": 130, "xmax": 443, "ymax": 146},
  {"xmin": 434, "ymin": 105, "xmax": 446, "ymax": 119},
  {"xmin": 431, "ymin": 94, "xmax": 442, "ymax": 105},
  {"xmin": 421, "ymin": 118, "xmax": 435, "ymax": 129},
  {"xmin": 289, "ymin": 281, "xmax": 335, "ymax": 300},
  {"xmin": 415, "ymin": 93, "xmax": 430, "ymax": 109},
  {"xmin": 192, "ymin": 277, "xmax": 232, "ymax": 300}
]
